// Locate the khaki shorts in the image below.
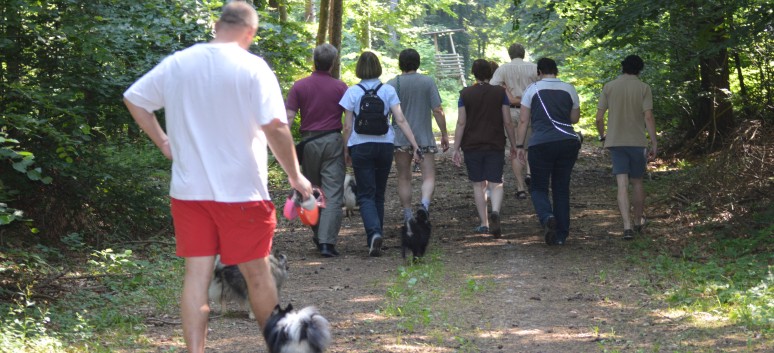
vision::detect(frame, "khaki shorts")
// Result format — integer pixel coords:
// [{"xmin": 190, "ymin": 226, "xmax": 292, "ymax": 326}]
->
[{"xmin": 506, "ymin": 107, "xmax": 531, "ymax": 148}]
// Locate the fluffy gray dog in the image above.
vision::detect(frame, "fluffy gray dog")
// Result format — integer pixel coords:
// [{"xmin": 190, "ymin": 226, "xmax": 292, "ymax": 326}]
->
[{"xmin": 208, "ymin": 252, "xmax": 289, "ymax": 319}]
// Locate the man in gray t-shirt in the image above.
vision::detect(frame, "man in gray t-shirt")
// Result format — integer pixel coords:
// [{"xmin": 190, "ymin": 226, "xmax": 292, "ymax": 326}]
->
[{"xmin": 387, "ymin": 49, "xmax": 448, "ymax": 221}]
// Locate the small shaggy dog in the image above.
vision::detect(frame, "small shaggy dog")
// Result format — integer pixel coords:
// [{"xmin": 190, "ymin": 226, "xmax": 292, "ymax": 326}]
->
[
  {"xmin": 208, "ymin": 252, "xmax": 289, "ymax": 319},
  {"xmin": 401, "ymin": 207, "xmax": 432, "ymax": 260},
  {"xmin": 343, "ymin": 174, "xmax": 357, "ymax": 217},
  {"xmin": 263, "ymin": 304, "xmax": 331, "ymax": 353}
]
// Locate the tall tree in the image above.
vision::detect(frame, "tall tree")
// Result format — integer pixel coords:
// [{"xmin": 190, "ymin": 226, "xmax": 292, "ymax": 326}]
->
[
  {"xmin": 330, "ymin": 0, "xmax": 343, "ymax": 78},
  {"xmin": 305, "ymin": 0, "xmax": 314, "ymax": 22},
  {"xmin": 316, "ymin": 0, "xmax": 330, "ymax": 44}
]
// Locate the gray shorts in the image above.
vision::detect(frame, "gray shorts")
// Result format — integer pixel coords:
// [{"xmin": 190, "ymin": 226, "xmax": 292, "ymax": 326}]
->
[{"xmin": 609, "ymin": 147, "xmax": 647, "ymax": 178}]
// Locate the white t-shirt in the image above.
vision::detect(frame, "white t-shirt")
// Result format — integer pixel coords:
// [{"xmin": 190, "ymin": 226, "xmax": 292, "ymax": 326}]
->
[{"xmin": 124, "ymin": 42, "xmax": 287, "ymax": 202}]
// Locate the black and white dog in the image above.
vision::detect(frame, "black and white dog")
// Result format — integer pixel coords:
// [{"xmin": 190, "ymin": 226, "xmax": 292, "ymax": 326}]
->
[
  {"xmin": 208, "ymin": 252, "xmax": 289, "ymax": 319},
  {"xmin": 401, "ymin": 207, "xmax": 432, "ymax": 260},
  {"xmin": 343, "ymin": 174, "xmax": 357, "ymax": 218},
  {"xmin": 263, "ymin": 303, "xmax": 331, "ymax": 353}
]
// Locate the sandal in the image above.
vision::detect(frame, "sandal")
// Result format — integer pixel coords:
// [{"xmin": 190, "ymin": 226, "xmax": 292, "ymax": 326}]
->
[
  {"xmin": 515, "ymin": 190, "xmax": 528, "ymax": 200},
  {"xmin": 524, "ymin": 174, "xmax": 531, "ymax": 186},
  {"xmin": 473, "ymin": 225, "xmax": 489, "ymax": 234}
]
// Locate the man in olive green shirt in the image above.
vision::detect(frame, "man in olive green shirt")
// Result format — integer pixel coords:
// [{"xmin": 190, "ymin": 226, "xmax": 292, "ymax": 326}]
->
[{"xmin": 595, "ymin": 55, "xmax": 657, "ymax": 240}]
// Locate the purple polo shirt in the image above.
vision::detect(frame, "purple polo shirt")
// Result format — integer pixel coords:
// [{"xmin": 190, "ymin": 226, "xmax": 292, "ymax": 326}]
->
[{"xmin": 286, "ymin": 71, "xmax": 348, "ymax": 132}]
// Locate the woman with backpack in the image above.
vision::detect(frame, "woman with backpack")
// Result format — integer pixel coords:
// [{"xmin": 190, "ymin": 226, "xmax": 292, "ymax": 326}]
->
[{"xmin": 339, "ymin": 51, "xmax": 422, "ymax": 257}]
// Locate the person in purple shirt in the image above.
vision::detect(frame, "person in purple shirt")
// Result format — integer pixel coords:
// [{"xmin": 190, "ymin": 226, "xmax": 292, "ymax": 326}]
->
[{"xmin": 286, "ymin": 43, "xmax": 349, "ymax": 257}]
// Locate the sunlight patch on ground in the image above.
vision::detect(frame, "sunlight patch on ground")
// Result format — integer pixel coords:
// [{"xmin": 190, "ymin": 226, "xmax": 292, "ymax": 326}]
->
[
  {"xmin": 460, "ymin": 239, "xmax": 512, "ymax": 248},
  {"xmin": 653, "ymin": 308, "xmax": 730, "ymax": 328},
  {"xmin": 354, "ymin": 312, "xmax": 390, "ymax": 322},
  {"xmin": 512, "ymin": 328, "xmax": 543, "ymax": 336},
  {"xmin": 384, "ymin": 343, "xmax": 453, "ymax": 352},
  {"xmin": 348, "ymin": 294, "xmax": 384, "ymax": 304},
  {"xmin": 499, "ymin": 327, "xmax": 602, "ymax": 343},
  {"xmin": 302, "ymin": 260, "xmax": 325, "ymax": 266}
]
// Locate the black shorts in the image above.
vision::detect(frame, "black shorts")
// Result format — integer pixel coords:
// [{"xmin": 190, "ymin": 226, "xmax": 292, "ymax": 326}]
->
[{"xmin": 463, "ymin": 150, "xmax": 505, "ymax": 183}]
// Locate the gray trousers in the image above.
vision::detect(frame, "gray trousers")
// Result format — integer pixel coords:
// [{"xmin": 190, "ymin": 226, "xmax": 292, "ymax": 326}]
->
[{"xmin": 300, "ymin": 132, "xmax": 345, "ymax": 245}]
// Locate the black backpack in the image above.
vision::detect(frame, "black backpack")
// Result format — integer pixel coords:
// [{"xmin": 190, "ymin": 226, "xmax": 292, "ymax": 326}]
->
[{"xmin": 354, "ymin": 83, "xmax": 389, "ymax": 135}]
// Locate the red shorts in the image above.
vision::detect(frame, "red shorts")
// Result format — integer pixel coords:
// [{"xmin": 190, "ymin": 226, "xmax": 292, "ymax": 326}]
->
[{"xmin": 170, "ymin": 198, "xmax": 276, "ymax": 265}]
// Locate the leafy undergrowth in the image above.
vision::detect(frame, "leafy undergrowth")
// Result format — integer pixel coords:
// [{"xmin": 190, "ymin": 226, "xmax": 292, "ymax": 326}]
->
[
  {"xmin": 0, "ymin": 240, "xmax": 182, "ymax": 352},
  {"xmin": 627, "ymin": 119, "xmax": 774, "ymax": 339}
]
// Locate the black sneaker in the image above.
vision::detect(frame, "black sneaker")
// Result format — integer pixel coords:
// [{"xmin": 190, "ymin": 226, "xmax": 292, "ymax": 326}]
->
[
  {"xmin": 369, "ymin": 234, "xmax": 383, "ymax": 257},
  {"xmin": 544, "ymin": 216, "xmax": 557, "ymax": 245},
  {"xmin": 623, "ymin": 229, "xmax": 635, "ymax": 240},
  {"xmin": 489, "ymin": 211, "xmax": 501, "ymax": 238}
]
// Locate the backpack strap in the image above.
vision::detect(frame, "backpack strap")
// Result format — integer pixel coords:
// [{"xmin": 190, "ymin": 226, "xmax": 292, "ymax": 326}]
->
[{"xmin": 357, "ymin": 82, "xmax": 382, "ymax": 93}]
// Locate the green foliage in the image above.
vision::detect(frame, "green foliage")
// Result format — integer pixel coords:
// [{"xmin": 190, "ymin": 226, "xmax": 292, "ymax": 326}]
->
[
  {"xmin": 381, "ymin": 252, "xmax": 444, "ymax": 332},
  {"xmin": 0, "ymin": 0, "xmax": 314, "ymax": 244},
  {"xmin": 0, "ymin": 242, "xmax": 183, "ymax": 352},
  {"xmin": 0, "ymin": 0, "xmax": 213, "ymax": 240},
  {"xmin": 640, "ymin": 213, "xmax": 774, "ymax": 331},
  {"xmin": 253, "ymin": 13, "xmax": 314, "ymax": 88}
]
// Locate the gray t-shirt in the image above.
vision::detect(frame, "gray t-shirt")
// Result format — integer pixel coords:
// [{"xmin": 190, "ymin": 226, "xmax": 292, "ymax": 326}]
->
[{"xmin": 387, "ymin": 73, "xmax": 442, "ymax": 147}]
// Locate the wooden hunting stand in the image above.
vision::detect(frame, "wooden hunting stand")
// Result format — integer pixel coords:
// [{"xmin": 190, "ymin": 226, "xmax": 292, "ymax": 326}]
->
[{"xmin": 424, "ymin": 29, "xmax": 466, "ymax": 87}]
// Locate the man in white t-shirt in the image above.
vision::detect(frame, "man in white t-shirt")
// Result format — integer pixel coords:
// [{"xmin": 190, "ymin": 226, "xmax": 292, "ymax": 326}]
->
[
  {"xmin": 123, "ymin": 2, "xmax": 311, "ymax": 352},
  {"xmin": 490, "ymin": 43, "xmax": 539, "ymax": 200}
]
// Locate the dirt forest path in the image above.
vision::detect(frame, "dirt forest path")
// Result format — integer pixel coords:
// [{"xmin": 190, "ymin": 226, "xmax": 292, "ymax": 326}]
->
[{"xmin": 143, "ymin": 145, "xmax": 752, "ymax": 353}]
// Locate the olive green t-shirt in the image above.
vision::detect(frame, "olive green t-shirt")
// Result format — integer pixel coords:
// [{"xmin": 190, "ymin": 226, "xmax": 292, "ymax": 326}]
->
[{"xmin": 598, "ymin": 75, "xmax": 653, "ymax": 147}]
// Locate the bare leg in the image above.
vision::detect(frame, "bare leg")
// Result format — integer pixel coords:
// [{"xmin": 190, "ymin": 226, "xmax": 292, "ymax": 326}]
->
[
  {"xmin": 181, "ymin": 256, "xmax": 216, "ymax": 353},
  {"xmin": 472, "ymin": 181, "xmax": 489, "ymax": 227},
  {"xmin": 419, "ymin": 153, "xmax": 436, "ymax": 208},
  {"xmin": 395, "ymin": 152, "xmax": 413, "ymax": 209},
  {"xmin": 510, "ymin": 157, "xmax": 526, "ymax": 192},
  {"xmin": 487, "ymin": 182, "xmax": 504, "ymax": 213},
  {"xmin": 630, "ymin": 177, "xmax": 645, "ymax": 225},
  {"xmin": 615, "ymin": 174, "xmax": 632, "ymax": 230},
  {"xmin": 238, "ymin": 256, "xmax": 278, "ymax": 329}
]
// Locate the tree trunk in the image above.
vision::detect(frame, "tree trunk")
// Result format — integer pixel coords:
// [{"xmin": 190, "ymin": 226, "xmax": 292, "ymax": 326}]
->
[
  {"xmin": 358, "ymin": 18, "xmax": 371, "ymax": 50},
  {"xmin": 695, "ymin": 43, "xmax": 733, "ymax": 149},
  {"xmin": 327, "ymin": 0, "xmax": 335, "ymax": 46},
  {"xmin": 329, "ymin": 0, "xmax": 343, "ymax": 79},
  {"xmin": 732, "ymin": 51, "xmax": 750, "ymax": 118},
  {"xmin": 316, "ymin": 0, "xmax": 329, "ymax": 45},
  {"xmin": 305, "ymin": 0, "xmax": 314, "ymax": 22},
  {"xmin": 1, "ymin": 2, "xmax": 24, "ymax": 113},
  {"xmin": 388, "ymin": 0, "xmax": 398, "ymax": 46},
  {"xmin": 269, "ymin": 0, "xmax": 288, "ymax": 22},
  {"xmin": 676, "ymin": 6, "xmax": 734, "ymax": 150}
]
